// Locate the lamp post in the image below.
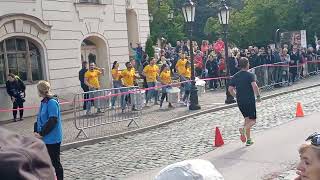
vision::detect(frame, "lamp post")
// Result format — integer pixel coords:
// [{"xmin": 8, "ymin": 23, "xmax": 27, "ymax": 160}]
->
[
  {"xmin": 218, "ymin": 0, "xmax": 236, "ymax": 104},
  {"xmin": 182, "ymin": 0, "xmax": 201, "ymax": 110}
]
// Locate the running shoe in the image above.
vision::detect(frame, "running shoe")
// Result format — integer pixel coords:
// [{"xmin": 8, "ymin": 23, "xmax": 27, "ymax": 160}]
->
[
  {"xmin": 239, "ymin": 128, "xmax": 247, "ymax": 143},
  {"xmin": 246, "ymin": 139, "xmax": 254, "ymax": 146}
]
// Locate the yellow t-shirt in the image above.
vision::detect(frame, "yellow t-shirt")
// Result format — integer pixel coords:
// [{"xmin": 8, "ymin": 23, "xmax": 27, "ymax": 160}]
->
[
  {"xmin": 131, "ymin": 67, "xmax": 136, "ymax": 74},
  {"xmin": 182, "ymin": 67, "xmax": 191, "ymax": 79},
  {"xmin": 143, "ymin": 64, "xmax": 159, "ymax": 83},
  {"xmin": 160, "ymin": 70, "xmax": 171, "ymax": 85},
  {"xmin": 121, "ymin": 69, "xmax": 135, "ymax": 87},
  {"xmin": 111, "ymin": 69, "xmax": 121, "ymax": 81},
  {"xmin": 176, "ymin": 59, "xmax": 187, "ymax": 75},
  {"xmin": 84, "ymin": 69, "xmax": 101, "ymax": 89}
]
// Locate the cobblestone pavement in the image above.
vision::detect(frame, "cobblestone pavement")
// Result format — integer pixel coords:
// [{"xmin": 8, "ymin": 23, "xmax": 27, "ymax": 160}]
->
[
  {"xmin": 263, "ymin": 164, "xmax": 298, "ymax": 180},
  {"xmin": 61, "ymin": 85, "xmax": 320, "ymax": 180},
  {"xmin": 3, "ymin": 75, "xmax": 320, "ymax": 144}
]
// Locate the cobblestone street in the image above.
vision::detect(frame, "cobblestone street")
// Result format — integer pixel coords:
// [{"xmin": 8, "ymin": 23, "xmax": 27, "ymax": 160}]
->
[
  {"xmin": 3, "ymin": 75, "xmax": 320, "ymax": 145},
  {"xmin": 61, "ymin": 85, "xmax": 320, "ymax": 180}
]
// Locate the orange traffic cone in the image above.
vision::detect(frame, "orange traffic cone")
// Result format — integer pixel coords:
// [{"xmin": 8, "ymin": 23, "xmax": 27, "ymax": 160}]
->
[
  {"xmin": 296, "ymin": 102, "xmax": 304, "ymax": 117},
  {"xmin": 214, "ymin": 127, "xmax": 224, "ymax": 147}
]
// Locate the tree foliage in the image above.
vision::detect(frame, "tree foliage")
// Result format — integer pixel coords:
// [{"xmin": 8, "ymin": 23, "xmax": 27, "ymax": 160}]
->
[
  {"xmin": 145, "ymin": 37, "xmax": 155, "ymax": 58},
  {"xmin": 204, "ymin": 0, "xmax": 320, "ymax": 48},
  {"xmin": 149, "ymin": 0, "xmax": 320, "ymax": 48}
]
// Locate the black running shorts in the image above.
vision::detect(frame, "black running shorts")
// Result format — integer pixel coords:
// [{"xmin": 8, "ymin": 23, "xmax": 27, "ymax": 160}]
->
[{"xmin": 238, "ymin": 103, "xmax": 257, "ymax": 119}]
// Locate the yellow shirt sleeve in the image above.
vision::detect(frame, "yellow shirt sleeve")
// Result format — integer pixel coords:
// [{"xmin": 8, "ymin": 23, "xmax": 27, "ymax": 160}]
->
[{"xmin": 84, "ymin": 71, "xmax": 89, "ymax": 78}]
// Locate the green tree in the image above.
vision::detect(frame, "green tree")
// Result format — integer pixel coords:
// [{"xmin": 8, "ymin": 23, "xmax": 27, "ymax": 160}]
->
[
  {"xmin": 148, "ymin": 0, "xmax": 186, "ymax": 46},
  {"xmin": 145, "ymin": 37, "xmax": 155, "ymax": 58}
]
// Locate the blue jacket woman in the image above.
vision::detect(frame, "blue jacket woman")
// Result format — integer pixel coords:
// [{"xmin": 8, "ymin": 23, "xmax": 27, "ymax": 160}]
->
[{"xmin": 34, "ymin": 80, "xmax": 63, "ymax": 180}]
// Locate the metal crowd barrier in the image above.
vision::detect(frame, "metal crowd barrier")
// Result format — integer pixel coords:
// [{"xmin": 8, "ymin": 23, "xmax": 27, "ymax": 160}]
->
[
  {"xmin": 72, "ymin": 60, "xmax": 320, "ymax": 139},
  {"xmin": 248, "ymin": 60, "xmax": 320, "ymax": 91},
  {"xmin": 73, "ymin": 86, "xmax": 143, "ymax": 138},
  {"xmin": 306, "ymin": 55, "xmax": 320, "ymax": 76}
]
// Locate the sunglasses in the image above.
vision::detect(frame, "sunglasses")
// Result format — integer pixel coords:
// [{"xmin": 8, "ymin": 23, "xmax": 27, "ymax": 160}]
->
[{"xmin": 306, "ymin": 132, "xmax": 320, "ymax": 146}]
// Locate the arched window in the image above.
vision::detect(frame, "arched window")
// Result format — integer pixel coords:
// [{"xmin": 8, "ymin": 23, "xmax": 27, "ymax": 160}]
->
[{"xmin": 0, "ymin": 37, "xmax": 43, "ymax": 84}]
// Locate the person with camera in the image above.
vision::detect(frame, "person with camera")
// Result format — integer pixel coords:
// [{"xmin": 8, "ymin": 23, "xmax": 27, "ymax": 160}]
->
[{"xmin": 6, "ymin": 73, "xmax": 26, "ymax": 122}]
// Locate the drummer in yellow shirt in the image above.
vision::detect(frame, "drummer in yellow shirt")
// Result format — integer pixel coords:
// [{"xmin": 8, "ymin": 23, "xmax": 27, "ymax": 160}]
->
[
  {"xmin": 175, "ymin": 53, "xmax": 187, "ymax": 76},
  {"xmin": 111, "ymin": 61, "xmax": 122, "ymax": 108},
  {"xmin": 84, "ymin": 62, "xmax": 105, "ymax": 114},
  {"xmin": 175, "ymin": 53, "xmax": 188, "ymax": 100},
  {"xmin": 159, "ymin": 64, "xmax": 173, "ymax": 109},
  {"xmin": 120, "ymin": 62, "xmax": 137, "ymax": 111},
  {"xmin": 143, "ymin": 57, "xmax": 159, "ymax": 105},
  {"xmin": 181, "ymin": 61, "xmax": 192, "ymax": 106}
]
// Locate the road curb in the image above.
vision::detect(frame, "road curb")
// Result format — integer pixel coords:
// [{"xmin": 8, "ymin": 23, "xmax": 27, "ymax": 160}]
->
[{"xmin": 61, "ymin": 83, "xmax": 320, "ymax": 151}]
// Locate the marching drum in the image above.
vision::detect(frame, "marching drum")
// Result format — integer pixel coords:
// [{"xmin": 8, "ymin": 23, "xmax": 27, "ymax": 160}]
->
[
  {"xmin": 195, "ymin": 78, "xmax": 206, "ymax": 96},
  {"xmin": 130, "ymin": 90, "xmax": 145, "ymax": 109},
  {"xmin": 167, "ymin": 87, "xmax": 180, "ymax": 104}
]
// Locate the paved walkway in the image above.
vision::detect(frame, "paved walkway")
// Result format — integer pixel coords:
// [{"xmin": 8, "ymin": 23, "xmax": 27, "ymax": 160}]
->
[
  {"xmin": 60, "ymin": 84, "xmax": 320, "ymax": 179},
  {"xmin": 126, "ymin": 112, "xmax": 320, "ymax": 180},
  {"xmin": 2, "ymin": 75, "xmax": 320, "ymax": 144}
]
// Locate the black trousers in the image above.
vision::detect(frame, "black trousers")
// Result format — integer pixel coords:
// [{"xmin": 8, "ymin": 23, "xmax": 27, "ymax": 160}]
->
[
  {"xmin": 46, "ymin": 143, "xmax": 64, "ymax": 180},
  {"xmin": 12, "ymin": 98, "xmax": 24, "ymax": 119},
  {"xmin": 208, "ymin": 74, "xmax": 218, "ymax": 89},
  {"xmin": 81, "ymin": 85, "xmax": 89, "ymax": 110},
  {"xmin": 160, "ymin": 92, "xmax": 169, "ymax": 106}
]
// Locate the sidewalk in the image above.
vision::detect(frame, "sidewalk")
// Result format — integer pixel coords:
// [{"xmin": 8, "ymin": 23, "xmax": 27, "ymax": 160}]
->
[
  {"xmin": 125, "ymin": 112, "xmax": 320, "ymax": 180},
  {"xmin": 2, "ymin": 75, "xmax": 320, "ymax": 144}
]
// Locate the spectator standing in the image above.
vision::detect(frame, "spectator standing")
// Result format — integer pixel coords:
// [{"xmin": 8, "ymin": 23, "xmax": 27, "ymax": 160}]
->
[
  {"xmin": 229, "ymin": 52, "xmax": 239, "ymax": 76},
  {"xmin": 79, "ymin": 61, "xmax": 88, "ymax": 110},
  {"xmin": 266, "ymin": 49, "xmax": 276, "ymax": 84},
  {"xmin": 306, "ymin": 47, "xmax": 316, "ymax": 74},
  {"xmin": 6, "ymin": 73, "xmax": 26, "ymax": 122},
  {"xmin": 135, "ymin": 43, "xmax": 143, "ymax": 71},
  {"xmin": 34, "ymin": 80, "xmax": 64, "ymax": 180},
  {"xmin": 218, "ymin": 55, "xmax": 226, "ymax": 88},
  {"xmin": 206, "ymin": 55, "xmax": 219, "ymax": 90},
  {"xmin": 175, "ymin": 41, "xmax": 182, "ymax": 54},
  {"xmin": 201, "ymin": 40, "xmax": 209, "ymax": 55},
  {"xmin": 289, "ymin": 45, "xmax": 301, "ymax": 84},
  {"xmin": 273, "ymin": 48, "xmax": 282, "ymax": 87},
  {"xmin": 281, "ymin": 48, "xmax": 291, "ymax": 84},
  {"xmin": 194, "ymin": 50, "xmax": 204, "ymax": 77},
  {"xmin": 183, "ymin": 41, "xmax": 189, "ymax": 55}
]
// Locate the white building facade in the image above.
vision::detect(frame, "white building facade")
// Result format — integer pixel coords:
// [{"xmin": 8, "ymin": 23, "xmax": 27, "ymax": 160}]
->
[{"xmin": 0, "ymin": 0, "xmax": 150, "ymax": 121}]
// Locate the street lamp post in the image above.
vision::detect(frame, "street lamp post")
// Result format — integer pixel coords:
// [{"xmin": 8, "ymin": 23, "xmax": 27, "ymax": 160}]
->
[
  {"xmin": 182, "ymin": 0, "xmax": 201, "ymax": 110},
  {"xmin": 218, "ymin": 0, "xmax": 236, "ymax": 104}
]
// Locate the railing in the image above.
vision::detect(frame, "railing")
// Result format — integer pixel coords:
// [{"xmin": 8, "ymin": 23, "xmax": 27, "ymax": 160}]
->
[
  {"xmin": 71, "ymin": 60, "xmax": 320, "ymax": 139},
  {"xmin": 73, "ymin": 86, "xmax": 142, "ymax": 138}
]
